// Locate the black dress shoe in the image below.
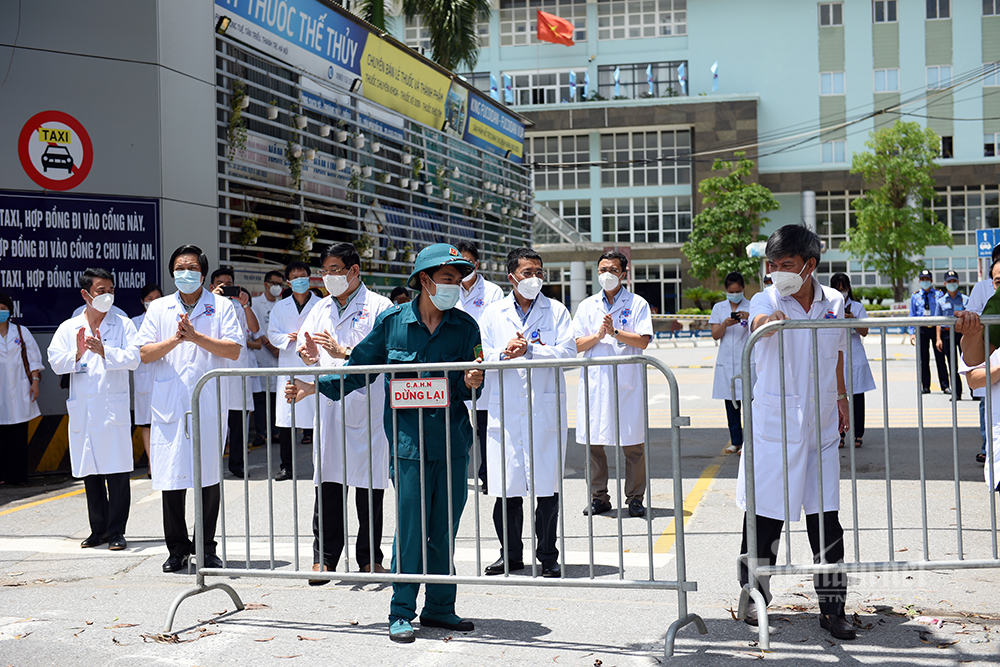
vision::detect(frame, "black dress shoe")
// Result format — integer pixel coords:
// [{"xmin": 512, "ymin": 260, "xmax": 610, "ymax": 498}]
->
[
  {"xmin": 541, "ymin": 561, "xmax": 561, "ymax": 578},
  {"xmin": 229, "ymin": 467, "xmax": 245, "ymax": 478},
  {"xmin": 80, "ymin": 534, "xmax": 107, "ymax": 548},
  {"xmin": 484, "ymin": 556, "xmax": 524, "ymax": 575},
  {"xmin": 108, "ymin": 534, "xmax": 127, "ymax": 551},
  {"xmin": 583, "ymin": 498, "xmax": 612, "ymax": 516},
  {"xmin": 628, "ymin": 499, "xmax": 646, "ymax": 517},
  {"xmin": 419, "ymin": 615, "xmax": 474, "ymax": 631},
  {"xmin": 819, "ymin": 613, "xmax": 857, "ymax": 640},
  {"xmin": 921, "ymin": 388, "xmax": 931, "ymax": 394},
  {"xmin": 163, "ymin": 554, "xmax": 188, "ymax": 572},
  {"xmin": 274, "ymin": 468, "xmax": 292, "ymax": 481},
  {"xmin": 202, "ymin": 553, "xmax": 224, "ymax": 569},
  {"xmin": 942, "ymin": 387, "xmax": 951, "ymax": 395}
]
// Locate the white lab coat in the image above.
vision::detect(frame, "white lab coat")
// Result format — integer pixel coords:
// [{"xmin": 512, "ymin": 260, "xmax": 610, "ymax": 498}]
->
[
  {"xmin": 135, "ymin": 290, "xmax": 243, "ymax": 491},
  {"xmin": 0, "ymin": 324, "xmax": 43, "ymax": 425},
  {"xmin": 843, "ymin": 299, "xmax": 876, "ymax": 394},
  {"xmin": 300, "ymin": 284, "xmax": 392, "ymax": 488},
  {"xmin": 737, "ymin": 279, "xmax": 847, "ymax": 522},
  {"xmin": 269, "ymin": 292, "xmax": 320, "ymax": 429},
  {"xmin": 47, "ymin": 311, "xmax": 140, "ymax": 477},
  {"xmin": 457, "ymin": 274, "xmax": 505, "ymax": 409},
  {"xmin": 573, "ymin": 288, "xmax": 654, "ymax": 446},
  {"xmin": 966, "ymin": 278, "xmax": 993, "ymax": 399},
  {"xmin": 480, "ymin": 293, "xmax": 575, "ymax": 498},
  {"xmin": 251, "ymin": 295, "xmax": 280, "ymax": 391},
  {"xmin": 226, "ymin": 304, "xmax": 260, "ymax": 410},
  {"xmin": 708, "ymin": 297, "xmax": 751, "ymax": 401},
  {"xmin": 960, "ymin": 348, "xmax": 1000, "ymax": 491},
  {"xmin": 131, "ymin": 313, "xmax": 154, "ymax": 424}
]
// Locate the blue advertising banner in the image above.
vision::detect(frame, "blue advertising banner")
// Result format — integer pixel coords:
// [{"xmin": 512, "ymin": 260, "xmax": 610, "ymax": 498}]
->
[
  {"xmin": 464, "ymin": 95, "xmax": 525, "ymax": 163},
  {"xmin": 0, "ymin": 191, "xmax": 160, "ymax": 331}
]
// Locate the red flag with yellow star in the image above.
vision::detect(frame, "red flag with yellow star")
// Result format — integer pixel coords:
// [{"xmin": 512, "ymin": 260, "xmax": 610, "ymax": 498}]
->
[{"xmin": 537, "ymin": 10, "xmax": 574, "ymax": 46}]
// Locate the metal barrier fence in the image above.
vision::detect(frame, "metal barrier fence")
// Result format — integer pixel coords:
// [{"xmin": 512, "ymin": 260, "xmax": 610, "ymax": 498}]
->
[
  {"xmin": 161, "ymin": 355, "xmax": 706, "ymax": 658},
  {"xmin": 738, "ymin": 315, "xmax": 1000, "ymax": 650}
]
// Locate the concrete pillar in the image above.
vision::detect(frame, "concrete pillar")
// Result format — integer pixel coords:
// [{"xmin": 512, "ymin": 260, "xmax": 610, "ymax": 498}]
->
[
  {"xmin": 570, "ymin": 260, "xmax": 587, "ymax": 314},
  {"xmin": 801, "ymin": 190, "xmax": 816, "ymax": 233}
]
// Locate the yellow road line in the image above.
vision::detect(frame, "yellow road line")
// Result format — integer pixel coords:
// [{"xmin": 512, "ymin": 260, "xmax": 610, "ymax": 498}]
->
[
  {"xmin": 654, "ymin": 455, "xmax": 724, "ymax": 554},
  {"xmin": 0, "ymin": 488, "xmax": 86, "ymax": 517}
]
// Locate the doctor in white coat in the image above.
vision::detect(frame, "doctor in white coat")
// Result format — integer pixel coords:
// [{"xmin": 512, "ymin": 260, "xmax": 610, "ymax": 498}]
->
[
  {"xmin": 250, "ymin": 270, "xmax": 285, "ymax": 446},
  {"xmin": 296, "ymin": 243, "xmax": 393, "ymax": 580},
  {"xmin": 479, "ymin": 248, "xmax": 575, "ymax": 578},
  {"xmin": 48, "ymin": 268, "xmax": 140, "ymax": 551},
  {"xmin": 709, "ymin": 272, "xmax": 752, "ymax": 454},
  {"xmin": 830, "ymin": 273, "xmax": 876, "ymax": 448},
  {"xmin": 136, "ymin": 245, "xmax": 242, "ymax": 573},
  {"xmin": 574, "ymin": 251, "xmax": 654, "ymax": 518},
  {"xmin": 737, "ymin": 225, "xmax": 854, "ymax": 640},
  {"xmin": 0, "ymin": 292, "xmax": 44, "ymax": 487},
  {"xmin": 132, "ymin": 283, "xmax": 163, "ymax": 477},
  {"xmin": 455, "ymin": 240, "xmax": 505, "ymax": 491},
  {"xmin": 268, "ymin": 260, "xmax": 320, "ymax": 481}
]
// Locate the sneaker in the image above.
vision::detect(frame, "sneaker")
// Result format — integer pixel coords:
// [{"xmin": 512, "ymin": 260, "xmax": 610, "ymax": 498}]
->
[
  {"xmin": 388, "ymin": 616, "xmax": 415, "ymax": 643},
  {"xmin": 724, "ymin": 443, "xmax": 741, "ymax": 454}
]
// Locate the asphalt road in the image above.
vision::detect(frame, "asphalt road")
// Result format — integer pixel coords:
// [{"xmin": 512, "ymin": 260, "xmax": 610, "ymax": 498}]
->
[{"xmin": 1, "ymin": 336, "xmax": 998, "ymax": 666}]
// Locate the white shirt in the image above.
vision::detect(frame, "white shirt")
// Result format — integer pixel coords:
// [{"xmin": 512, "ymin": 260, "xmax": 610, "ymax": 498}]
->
[
  {"xmin": 269, "ymin": 291, "xmax": 320, "ymax": 429},
  {"xmin": 842, "ymin": 299, "xmax": 876, "ymax": 394},
  {"xmin": 960, "ymin": 348, "xmax": 1000, "ymax": 492},
  {"xmin": 0, "ymin": 323, "xmax": 43, "ymax": 425}
]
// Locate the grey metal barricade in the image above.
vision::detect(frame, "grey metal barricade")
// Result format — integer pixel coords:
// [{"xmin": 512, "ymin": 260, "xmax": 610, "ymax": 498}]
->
[
  {"xmin": 738, "ymin": 314, "xmax": 1000, "ymax": 650},
  {"xmin": 161, "ymin": 355, "xmax": 706, "ymax": 658}
]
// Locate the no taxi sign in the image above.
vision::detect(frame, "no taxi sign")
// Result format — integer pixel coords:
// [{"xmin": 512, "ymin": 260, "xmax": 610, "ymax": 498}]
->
[
  {"xmin": 390, "ymin": 378, "xmax": 450, "ymax": 409},
  {"xmin": 18, "ymin": 110, "xmax": 94, "ymax": 191}
]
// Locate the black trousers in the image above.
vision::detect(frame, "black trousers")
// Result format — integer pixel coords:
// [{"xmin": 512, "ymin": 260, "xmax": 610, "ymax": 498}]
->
[
  {"xmin": 840, "ymin": 392, "xmax": 866, "ymax": 440},
  {"xmin": 492, "ymin": 493, "xmax": 559, "ymax": 563},
  {"xmin": 724, "ymin": 400, "xmax": 743, "ymax": 449},
  {"xmin": 918, "ymin": 326, "xmax": 949, "ymax": 392},
  {"xmin": 279, "ymin": 427, "xmax": 293, "ymax": 472},
  {"xmin": 227, "ymin": 410, "xmax": 247, "ymax": 474},
  {"xmin": 252, "ymin": 390, "xmax": 276, "ymax": 442},
  {"xmin": 0, "ymin": 421, "xmax": 29, "ymax": 485},
  {"xmin": 940, "ymin": 329, "xmax": 963, "ymax": 399},
  {"xmin": 83, "ymin": 472, "xmax": 131, "ymax": 538},
  {"xmin": 312, "ymin": 483, "xmax": 385, "ymax": 570},
  {"xmin": 162, "ymin": 484, "xmax": 221, "ymax": 557},
  {"xmin": 739, "ymin": 511, "xmax": 847, "ymax": 616},
  {"xmin": 474, "ymin": 410, "xmax": 488, "ymax": 488}
]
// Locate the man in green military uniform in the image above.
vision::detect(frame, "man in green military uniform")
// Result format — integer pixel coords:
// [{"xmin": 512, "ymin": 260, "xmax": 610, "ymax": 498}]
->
[{"xmin": 286, "ymin": 243, "xmax": 484, "ymax": 643}]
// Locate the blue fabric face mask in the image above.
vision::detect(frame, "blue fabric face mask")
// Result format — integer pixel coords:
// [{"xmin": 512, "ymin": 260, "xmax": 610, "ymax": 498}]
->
[
  {"xmin": 726, "ymin": 292, "xmax": 743, "ymax": 303},
  {"xmin": 173, "ymin": 270, "xmax": 203, "ymax": 295},
  {"xmin": 0, "ymin": 310, "xmax": 9, "ymax": 323},
  {"xmin": 429, "ymin": 283, "xmax": 460, "ymax": 311},
  {"xmin": 290, "ymin": 277, "xmax": 310, "ymax": 294},
  {"xmin": 919, "ymin": 280, "xmax": 932, "ymax": 290}
]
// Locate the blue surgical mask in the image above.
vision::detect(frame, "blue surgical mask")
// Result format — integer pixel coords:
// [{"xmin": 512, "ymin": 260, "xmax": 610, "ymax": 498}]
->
[
  {"xmin": 919, "ymin": 280, "xmax": 932, "ymax": 290},
  {"xmin": 290, "ymin": 277, "xmax": 310, "ymax": 294},
  {"xmin": 945, "ymin": 282, "xmax": 958, "ymax": 293},
  {"xmin": 0, "ymin": 311, "xmax": 9, "ymax": 323},
  {"xmin": 726, "ymin": 292, "xmax": 743, "ymax": 303},
  {"xmin": 173, "ymin": 270, "xmax": 203, "ymax": 295},
  {"xmin": 429, "ymin": 283, "xmax": 460, "ymax": 311}
]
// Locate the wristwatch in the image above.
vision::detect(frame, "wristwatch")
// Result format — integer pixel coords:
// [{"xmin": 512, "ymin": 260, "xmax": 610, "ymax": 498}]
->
[
  {"xmin": 344, "ymin": 346, "xmax": 352, "ymax": 358},
  {"xmin": 612, "ymin": 328, "xmax": 620, "ymax": 338}
]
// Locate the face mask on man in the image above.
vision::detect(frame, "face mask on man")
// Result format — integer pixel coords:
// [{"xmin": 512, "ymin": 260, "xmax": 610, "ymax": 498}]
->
[
  {"xmin": 919, "ymin": 280, "xmax": 932, "ymax": 290},
  {"xmin": 290, "ymin": 277, "xmax": 310, "ymax": 294},
  {"xmin": 511, "ymin": 275, "xmax": 544, "ymax": 301},
  {"xmin": 945, "ymin": 282, "xmax": 958, "ymax": 293},
  {"xmin": 268, "ymin": 284, "xmax": 284, "ymax": 297},
  {"xmin": 89, "ymin": 293, "xmax": 115, "ymax": 313},
  {"xmin": 323, "ymin": 273, "xmax": 353, "ymax": 298},
  {"xmin": 726, "ymin": 291, "xmax": 743, "ymax": 303},
  {"xmin": 770, "ymin": 263, "xmax": 810, "ymax": 298},
  {"xmin": 174, "ymin": 270, "xmax": 202, "ymax": 295},
  {"xmin": 598, "ymin": 272, "xmax": 620, "ymax": 292},
  {"xmin": 428, "ymin": 283, "xmax": 460, "ymax": 311}
]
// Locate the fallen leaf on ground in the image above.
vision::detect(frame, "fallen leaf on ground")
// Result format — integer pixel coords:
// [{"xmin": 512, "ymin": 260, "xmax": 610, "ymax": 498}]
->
[
  {"xmin": 726, "ymin": 606, "xmax": 739, "ymax": 621},
  {"xmin": 792, "ymin": 592, "xmax": 810, "ymax": 599},
  {"xmin": 109, "ymin": 623, "xmax": 137, "ymax": 629},
  {"xmin": 254, "ymin": 637, "xmax": 276, "ymax": 642},
  {"xmin": 213, "ymin": 609, "xmax": 228, "ymax": 616},
  {"xmin": 85, "ymin": 621, "xmax": 93, "ymax": 626},
  {"xmin": 245, "ymin": 603, "xmax": 269, "ymax": 610},
  {"xmin": 15, "ymin": 633, "xmax": 31, "ymax": 640},
  {"xmin": 275, "ymin": 656, "xmax": 301, "ymax": 659},
  {"xmin": 896, "ymin": 548, "xmax": 908, "ymax": 552},
  {"xmin": 594, "ymin": 660, "xmax": 603, "ymax": 667},
  {"xmin": 348, "ymin": 620, "xmax": 359, "ymax": 626},
  {"xmin": 443, "ymin": 636, "xmax": 452, "ymax": 642},
  {"xmin": 296, "ymin": 636, "xmax": 323, "ymax": 641}
]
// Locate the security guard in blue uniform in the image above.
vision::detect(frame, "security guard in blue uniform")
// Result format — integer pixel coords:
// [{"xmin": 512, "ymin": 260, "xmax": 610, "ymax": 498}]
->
[
  {"xmin": 908, "ymin": 269, "xmax": 949, "ymax": 394},
  {"xmin": 936, "ymin": 270, "xmax": 969, "ymax": 400},
  {"xmin": 286, "ymin": 243, "xmax": 483, "ymax": 644}
]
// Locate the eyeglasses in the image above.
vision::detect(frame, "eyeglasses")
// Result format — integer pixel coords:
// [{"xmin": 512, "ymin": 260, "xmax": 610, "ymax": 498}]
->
[
  {"xmin": 598, "ymin": 267, "xmax": 622, "ymax": 275},
  {"xmin": 318, "ymin": 266, "xmax": 350, "ymax": 277}
]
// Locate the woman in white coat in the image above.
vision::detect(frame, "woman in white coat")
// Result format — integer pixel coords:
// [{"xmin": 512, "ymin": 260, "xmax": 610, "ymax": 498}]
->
[
  {"xmin": 830, "ymin": 273, "xmax": 875, "ymax": 448},
  {"xmin": 132, "ymin": 283, "xmax": 163, "ymax": 477},
  {"xmin": 709, "ymin": 272, "xmax": 752, "ymax": 454},
  {"xmin": 48, "ymin": 268, "xmax": 140, "ymax": 550},
  {"xmin": 0, "ymin": 293, "xmax": 43, "ymax": 486},
  {"xmin": 479, "ymin": 248, "xmax": 576, "ymax": 578},
  {"xmin": 136, "ymin": 245, "xmax": 243, "ymax": 572}
]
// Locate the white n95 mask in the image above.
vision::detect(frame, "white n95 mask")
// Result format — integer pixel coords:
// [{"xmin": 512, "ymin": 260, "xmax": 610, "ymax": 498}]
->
[
  {"xmin": 513, "ymin": 276, "xmax": 543, "ymax": 300},
  {"xmin": 598, "ymin": 272, "xmax": 620, "ymax": 292},
  {"xmin": 770, "ymin": 265, "xmax": 809, "ymax": 298}
]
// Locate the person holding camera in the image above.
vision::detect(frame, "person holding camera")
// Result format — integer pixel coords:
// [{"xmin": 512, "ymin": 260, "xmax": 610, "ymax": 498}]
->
[{"xmin": 710, "ymin": 272, "xmax": 752, "ymax": 454}]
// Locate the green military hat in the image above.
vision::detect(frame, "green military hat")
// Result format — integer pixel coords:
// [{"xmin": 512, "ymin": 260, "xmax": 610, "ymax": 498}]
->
[{"xmin": 406, "ymin": 243, "xmax": 475, "ymax": 290}]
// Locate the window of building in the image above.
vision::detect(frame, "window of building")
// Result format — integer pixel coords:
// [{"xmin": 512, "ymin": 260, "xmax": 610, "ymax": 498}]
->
[
  {"xmin": 457, "ymin": 72, "xmax": 491, "ymax": 94},
  {"xmin": 528, "ymin": 135, "xmax": 590, "ymax": 190},
  {"xmin": 874, "ymin": 68, "xmax": 899, "ymax": 92},
  {"xmin": 533, "ymin": 200, "xmax": 592, "ymax": 244},
  {"xmin": 819, "ymin": 2, "xmax": 843, "ymax": 26},
  {"xmin": 599, "ymin": 129, "xmax": 692, "ymax": 187},
  {"xmin": 406, "ymin": 13, "xmax": 490, "ymax": 51},
  {"xmin": 507, "ymin": 69, "xmax": 588, "ymax": 105},
  {"xmin": 596, "ymin": 0, "xmax": 687, "ymax": 40},
  {"xmin": 987, "ymin": 133, "xmax": 1000, "ymax": 157},
  {"xmin": 632, "ymin": 263, "xmax": 682, "ymax": 314},
  {"xmin": 815, "ymin": 191, "xmax": 860, "ymax": 250},
  {"xmin": 940, "ymin": 136, "xmax": 954, "ymax": 159},
  {"xmin": 820, "ymin": 71, "xmax": 845, "ymax": 95},
  {"xmin": 986, "ymin": 0, "xmax": 1000, "ymax": 15},
  {"xmin": 926, "ymin": 0, "xmax": 949, "ymax": 19},
  {"xmin": 929, "ymin": 185, "xmax": 1000, "ymax": 247},
  {"xmin": 985, "ymin": 63, "xmax": 1000, "ymax": 87},
  {"xmin": 927, "ymin": 65, "xmax": 952, "ymax": 89},
  {"xmin": 601, "ymin": 196, "xmax": 693, "ymax": 244},
  {"xmin": 873, "ymin": 0, "xmax": 897, "ymax": 22},
  {"xmin": 821, "ymin": 140, "xmax": 846, "ymax": 163},
  {"xmin": 499, "ymin": 0, "xmax": 587, "ymax": 48},
  {"xmin": 597, "ymin": 62, "xmax": 687, "ymax": 99}
]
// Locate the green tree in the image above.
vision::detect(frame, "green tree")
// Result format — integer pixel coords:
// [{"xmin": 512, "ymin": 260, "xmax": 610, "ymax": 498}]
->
[
  {"xmin": 841, "ymin": 120, "xmax": 952, "ymax": 302},
  {"xmin": 682, "ymin": 152, "xmax": 778, "ymax": 285},
  {"xmin": 386, "ymin": 0, "xmax": 491, "ymax": 73}
]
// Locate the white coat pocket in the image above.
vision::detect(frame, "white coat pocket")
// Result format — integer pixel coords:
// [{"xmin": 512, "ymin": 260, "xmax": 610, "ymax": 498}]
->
[
  {"xmin": 108, "ymin": 394, "xmax": 132, "ymax": 426},
  {"xmin": 151, "ymin": 379, "xmax": 184, "ymax": 423},
  {"xmin": 65, "ymin": 398, "xmax": 85, "ymax": 433},
  {"xmin": 817, "ymin": 329, "xmax": 841, "ymax": 362}
]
